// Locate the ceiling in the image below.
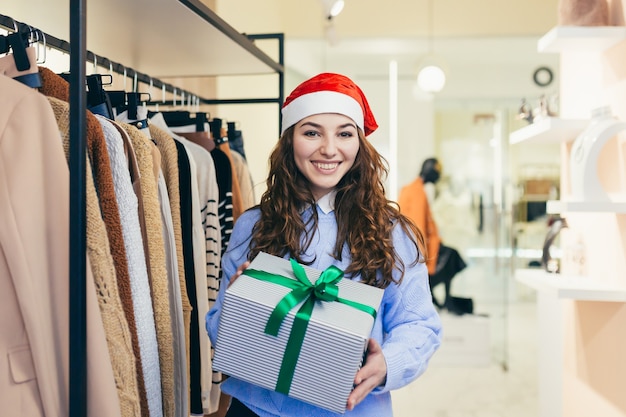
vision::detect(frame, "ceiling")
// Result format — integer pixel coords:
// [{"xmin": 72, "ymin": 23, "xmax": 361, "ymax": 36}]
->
[{"xmin": 218, "ymin": 0, "xmax": 563, "ymax": 106}]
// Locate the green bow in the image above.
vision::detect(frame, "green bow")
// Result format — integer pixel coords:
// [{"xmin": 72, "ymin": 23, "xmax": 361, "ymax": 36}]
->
[{"xmin": 243, "ymin": 258, "xmax": 377, "ymax": 394}]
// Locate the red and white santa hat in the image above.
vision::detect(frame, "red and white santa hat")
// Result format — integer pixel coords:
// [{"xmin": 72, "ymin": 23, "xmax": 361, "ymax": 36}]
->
[{"xmin": 281, "ymin": 72, "xmax": 378, "ymax": 137}]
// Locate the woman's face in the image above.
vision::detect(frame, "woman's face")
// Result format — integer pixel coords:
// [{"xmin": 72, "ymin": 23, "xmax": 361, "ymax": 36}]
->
[{"xmin": 292, "ymin": 113, "xmax": 360, "ymax": 200}]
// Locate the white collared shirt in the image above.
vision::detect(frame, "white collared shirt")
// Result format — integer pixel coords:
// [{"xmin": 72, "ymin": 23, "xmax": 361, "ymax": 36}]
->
[{"xmin": 316, "ymin": 190, "xmax": 336, "ymax": 214}]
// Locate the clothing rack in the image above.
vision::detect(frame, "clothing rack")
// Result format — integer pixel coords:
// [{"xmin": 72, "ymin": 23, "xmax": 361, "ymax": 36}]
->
[
  {"xmin": 68, "ymin": 1, "xmax": 87, "ymax": 415},
  {"xmin": 2, "ymin": 4, "xmax": 284, "ymax": 415}
]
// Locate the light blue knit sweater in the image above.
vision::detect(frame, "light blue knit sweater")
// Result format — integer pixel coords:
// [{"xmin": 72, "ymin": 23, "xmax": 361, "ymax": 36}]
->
[{"xmin": 206, "ymin": 203, "xmax": 442, "ymax": 417}]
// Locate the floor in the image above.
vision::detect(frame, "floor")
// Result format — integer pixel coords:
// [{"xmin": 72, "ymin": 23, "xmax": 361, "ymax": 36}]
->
[{"xmin": 390, "ymin": 231, "xmax": 542, "ymax": 417}]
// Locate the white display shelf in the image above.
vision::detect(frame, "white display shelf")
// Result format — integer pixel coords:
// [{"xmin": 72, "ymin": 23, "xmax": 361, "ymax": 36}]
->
[
  {"xmin": 509, "ymin": 117, "xmax": 588, "ymax": 145},
  {"xmin": 515, "ymin": 268, "xmax": 626, "ymax": 302},
  {"xmin": 547, "ymin": 200, "xmax": 626, "ymax": 213},
  {"xmin": 538, "ymin": 26, "xmax": 626, "ymax": 53}
]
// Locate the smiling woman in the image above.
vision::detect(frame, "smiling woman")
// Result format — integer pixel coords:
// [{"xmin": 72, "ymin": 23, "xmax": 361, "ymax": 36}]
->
[{"xmin": 206, "ymin": 72, "xmax": 442, "ymax": 417}]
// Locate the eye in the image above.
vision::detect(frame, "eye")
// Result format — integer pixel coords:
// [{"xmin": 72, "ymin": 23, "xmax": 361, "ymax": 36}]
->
[
  {"xmin": 338, "ymin": 130, "xmax": 354, "ymax": 138},
  {"xmin": 303, "ymin": 130, "xmax": 320, "ymax": 137}
]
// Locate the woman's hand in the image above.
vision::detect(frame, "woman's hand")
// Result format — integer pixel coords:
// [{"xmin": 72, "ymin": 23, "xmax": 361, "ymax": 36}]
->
[
  {"xmin": 227, "ymin": 261, "xmax": 250, "ymax": 288},
  {"xmin": 346, "ymin": 338, "xmax": 387, "ymax": 411}
]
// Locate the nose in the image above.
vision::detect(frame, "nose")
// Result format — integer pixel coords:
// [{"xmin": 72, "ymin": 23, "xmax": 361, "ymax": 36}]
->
[{"xmin": 319, "ymin": 136, "xmax": 337, "ymax": 156}]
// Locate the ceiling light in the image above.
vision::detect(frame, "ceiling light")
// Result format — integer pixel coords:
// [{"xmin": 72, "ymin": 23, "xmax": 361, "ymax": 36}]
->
[
  {"xmin": 329, "ymin": 0, "xmax": 345, "ymax": 17},
  {"xmin": 416, "ymin": 0, "xmax": 447, "ymax": 94},
  {"xmin": 320, "ymin": 0, "xmax": 345, "ymax": 19},
  {"xmin": 417, "ymin": 63, "xmax": 446, "ymax": 93}
]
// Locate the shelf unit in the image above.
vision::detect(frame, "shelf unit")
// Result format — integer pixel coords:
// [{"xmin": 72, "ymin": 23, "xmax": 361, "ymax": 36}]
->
[
  {"xmin": 509, "ymin": 117, "xmax": 588, "ymax": 145},
  {"xmin": 516, "ymin": 24, "xmax": 626, "ymax": 417},
  {"xmin": 546, "ymin": 199, "xmax": 626, "ymax": 213},
  {"xmin": 538, "ymin": 25, "xmax": 626, "ymax": 53},
  {"xmin": 515, "ymin": 268, "xmax": 626, "ymax": 302},
  {"xmin": 89, "ymin": 0, "xmax": 283, "ymax": 77}
]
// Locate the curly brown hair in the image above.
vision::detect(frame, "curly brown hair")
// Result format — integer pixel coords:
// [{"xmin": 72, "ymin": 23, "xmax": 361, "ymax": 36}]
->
[{"xmin": 248, "ymin": 126, "xmax": 427, "ymax": 288}]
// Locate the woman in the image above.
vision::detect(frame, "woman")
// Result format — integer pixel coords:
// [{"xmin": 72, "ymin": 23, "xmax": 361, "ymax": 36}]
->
[{"xmin": 206, "ymin": 72, "xmax": 442, "ymax": 417}]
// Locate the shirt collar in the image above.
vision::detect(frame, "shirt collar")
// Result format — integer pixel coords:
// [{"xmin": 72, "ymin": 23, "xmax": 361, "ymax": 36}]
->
[{"xmin": 316, "ymin": 190, "xmax": 336, "ymax": 214}]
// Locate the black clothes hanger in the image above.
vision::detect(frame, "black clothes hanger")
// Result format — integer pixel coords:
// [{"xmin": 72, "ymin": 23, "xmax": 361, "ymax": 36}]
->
[
  {"xmin": 1, "ymin": 25, "xmax": 42, "ymax": 88},
  {"xmin": 126, "ymin": 92, "xmax": 139, "ymax": 120},
  {"xmin": 226, "ymin": 121, "xmax": 237, "ymax": 141},
  {"xmin": 161, "ymin": 110, "xmax": 193, "ymax": 127},
  {"xmin": 161, "ymin": 111, "xmax": 209, "ymax": 133},
  {"xmin": 209, "ymin": 117, "xmax": 227, "ymax": 144},
  {"xmin": 86, "ymin": 74, "xmax": 114, "ymax": 118},
  {"xmin": 195, "ymin": 112, "xmax": 208, "ymax": 133},
  {"xmin": 227, "ymin": 121, "xmax": 247, "ymax": 160},
  {"xmin": 0, "ymin": 29, "xmax": 30, "ymax": 71},
  {"xmin": 107, "ymin": 90, "xmax": 126, "ymax": 109},
  {"xmin": 109, "ymin": 91, "xmax": 151, "ymax": 120}
]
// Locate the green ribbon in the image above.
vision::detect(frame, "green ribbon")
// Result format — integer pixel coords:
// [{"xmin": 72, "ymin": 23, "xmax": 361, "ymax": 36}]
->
[{"xmin": 243, "ymin": 258, "xmax": 378, "ymax": 394}]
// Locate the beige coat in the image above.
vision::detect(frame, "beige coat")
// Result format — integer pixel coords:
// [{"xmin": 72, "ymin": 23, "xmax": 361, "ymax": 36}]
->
[{"xmin": 0, "ymin": 74, "xmax": 121, "ymax": 416}]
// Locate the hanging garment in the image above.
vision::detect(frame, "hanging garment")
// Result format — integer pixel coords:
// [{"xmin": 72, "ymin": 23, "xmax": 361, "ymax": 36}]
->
[
  {"xmin": 41, "ymin": 66, "xmax": 151, "ymax": 416},
  {"xmin": 210, "ymin": 147, "xmax": 235, "ymax": 257},
  {"xmin": 0, "ymin": 74, "xmax": 120, "ymax": 417},
  {"xmin": 154, "ymin": 169, "xmax": 180, "ymax": 417},
  {"xmin": 152, "ymin": 114, "xmax": 222, "ymax": 413},
  {"xmin": 207, "ymin": 118, "xmax": 243, "ymax": 222},
  {"xmin": 216, "ymin": 140, "xmax": 244, "ymax": 222},
  {"xmin": 117, "ymin": 109, "xmax": 177, "ymax": 417},
  {"xmin": 156, "ymin": 169, "xmax": 189, "ymax": 417},
  {"xmin": 228, "ymin": 148, "xmax": 255, "ymax": 210},
  {"xmin": 167, "ymin": 117, "xmax": 241, "ymax": 224},
  {"xmin": 175, "ymin": 138, "xmax": 220, "ymax": 415},
  {"xmin": 120, "ymin": 123, "xmax": 179, "ymax": 417},
  {"xmin": 98, "ymin": 116, "xmax": 170, "ymax": 411},
  {"xmin": 173, "ymin": 139, "xmax": 204, "ymax": 415},
  {"xmin": 149, "ymin": 123, "xmax": 192, "ymax": 417},
  {"xmin": 159, "ymin": 123, "xmax": 222, "ymax": 305},
  {"xmin": 44, "ymin": 89, "xmax": 144, "ymax": 416}
]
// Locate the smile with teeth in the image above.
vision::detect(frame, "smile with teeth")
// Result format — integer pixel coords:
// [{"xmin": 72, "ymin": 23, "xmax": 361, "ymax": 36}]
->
[{"xmin": 312, "ymin": 161, "xmax": 339, "ymax": 170}]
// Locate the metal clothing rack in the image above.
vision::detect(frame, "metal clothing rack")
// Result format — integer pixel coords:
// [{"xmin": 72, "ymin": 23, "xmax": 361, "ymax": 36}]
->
[{"xmin": 2, "ymin": 3, "xmax": 283, "ymax": 415}]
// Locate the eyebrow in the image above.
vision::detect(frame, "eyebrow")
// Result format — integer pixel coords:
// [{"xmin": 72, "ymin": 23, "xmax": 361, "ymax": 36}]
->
[{"xmin": 299, "ymin": 121, "xmax": 357, "ymax": 129}]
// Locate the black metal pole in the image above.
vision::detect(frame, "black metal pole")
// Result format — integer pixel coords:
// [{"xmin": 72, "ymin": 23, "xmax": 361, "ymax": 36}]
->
[
  {"xmin": 246, "ymin": 33, "xmax": 285, "ymax": 134},
  {"xmin": 68, "ymin": 0, "xmax": 87, "ymax": 415}
]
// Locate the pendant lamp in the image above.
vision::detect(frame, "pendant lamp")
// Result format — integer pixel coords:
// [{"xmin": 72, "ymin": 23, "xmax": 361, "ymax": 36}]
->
[{"xmin": 417, "ymin": 0, "xmax": 446, "ymax": 93}]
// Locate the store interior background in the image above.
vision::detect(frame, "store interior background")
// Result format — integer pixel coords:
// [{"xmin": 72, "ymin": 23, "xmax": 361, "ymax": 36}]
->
[{"xmin": 4, "ymin": 0, "xmax": 626, "ymax": 416}]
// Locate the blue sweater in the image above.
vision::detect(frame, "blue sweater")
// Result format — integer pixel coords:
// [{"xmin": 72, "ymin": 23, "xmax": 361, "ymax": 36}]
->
[{"xmin": 206, "ymin": 204, "xmax": 442, "ymax": 417}]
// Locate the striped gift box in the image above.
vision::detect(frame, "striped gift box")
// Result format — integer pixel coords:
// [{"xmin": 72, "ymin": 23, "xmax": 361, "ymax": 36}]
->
[{"xmin": 213, "ymin": 251, "xmax": 384, "ymax": 413}]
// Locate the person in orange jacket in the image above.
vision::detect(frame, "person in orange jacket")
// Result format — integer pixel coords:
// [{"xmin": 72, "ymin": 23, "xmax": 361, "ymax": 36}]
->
[{"xmin": 398, "ymin": 158, "xmax": 468, "ymax": 312}]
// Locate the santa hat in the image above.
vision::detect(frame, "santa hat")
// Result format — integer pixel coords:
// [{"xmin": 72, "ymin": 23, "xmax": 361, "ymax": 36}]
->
[{"xmin": 281, "ymin": 72, "xmax": 378, "ymax": 137}]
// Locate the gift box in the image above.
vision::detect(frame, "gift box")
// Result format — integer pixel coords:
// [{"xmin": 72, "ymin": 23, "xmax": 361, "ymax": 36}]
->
[{"xmin": 212, "ymin": 251, "xmax": 384, "ymax": 413}]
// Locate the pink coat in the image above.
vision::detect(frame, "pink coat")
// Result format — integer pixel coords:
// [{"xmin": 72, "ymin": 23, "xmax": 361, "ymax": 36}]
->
[{"xmin": 0, "ymin": 74, "xmax": 121, "ymax": 417}]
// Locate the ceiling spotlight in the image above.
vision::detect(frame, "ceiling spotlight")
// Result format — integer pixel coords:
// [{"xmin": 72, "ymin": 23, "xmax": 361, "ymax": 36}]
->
[
  {"xmin": 320, "ymin": 0, "xmax": 345, "ymax": 19},
  {"xmin": 329, "ymin": 0, "xmax": 345, "ymax": 17}
]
